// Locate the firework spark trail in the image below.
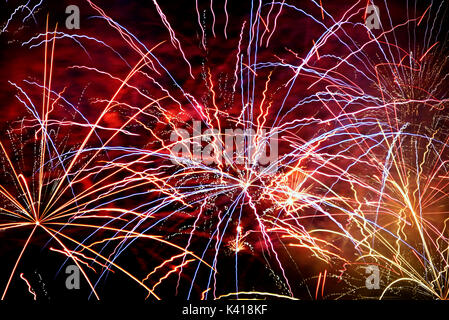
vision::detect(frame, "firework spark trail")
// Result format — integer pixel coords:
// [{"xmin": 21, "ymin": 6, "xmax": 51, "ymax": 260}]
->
[
  {"xmin": 1, "ymin": 0, "xmax": 44, "ymax": 34},
  {"xmin": 19, "ymin": 273, "xmax": 36, "ymax": 300}
]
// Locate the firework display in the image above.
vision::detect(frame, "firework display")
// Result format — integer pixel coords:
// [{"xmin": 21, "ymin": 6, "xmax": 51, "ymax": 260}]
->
[{"xmin": 0, "ymin": 0, "xmax": 448, "ymax": 302}]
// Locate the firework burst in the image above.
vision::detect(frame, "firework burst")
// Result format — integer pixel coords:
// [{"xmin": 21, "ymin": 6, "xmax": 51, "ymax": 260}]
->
[{"xmin": 0, "ymin": 0, "xmax": 448, "ymax": 301}]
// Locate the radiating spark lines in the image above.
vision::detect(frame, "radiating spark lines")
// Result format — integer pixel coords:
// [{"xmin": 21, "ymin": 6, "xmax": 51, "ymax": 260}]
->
[{"xmin": 0, "ymin": 0, "xmax": 448, "ymax": 301}]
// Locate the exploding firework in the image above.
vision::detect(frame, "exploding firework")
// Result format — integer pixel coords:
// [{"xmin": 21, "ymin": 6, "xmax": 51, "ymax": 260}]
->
[{"xmin": 0, "ymin": 0, "xmax": 448, "ymax": 301}]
